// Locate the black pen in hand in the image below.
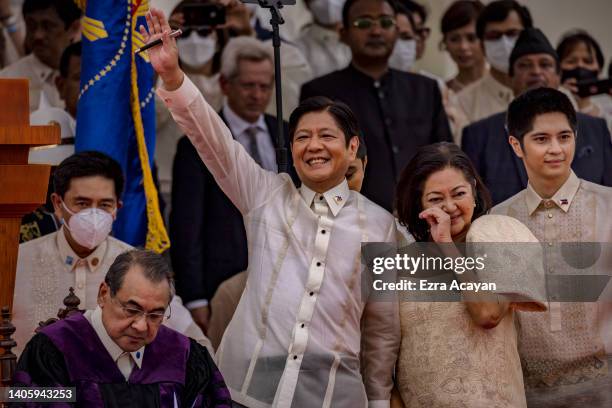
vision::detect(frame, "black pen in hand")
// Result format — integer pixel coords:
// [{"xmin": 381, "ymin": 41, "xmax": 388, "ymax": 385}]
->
[{"xmin": 135, "ymin": 29, "xmax": 182, "ymax": 54}]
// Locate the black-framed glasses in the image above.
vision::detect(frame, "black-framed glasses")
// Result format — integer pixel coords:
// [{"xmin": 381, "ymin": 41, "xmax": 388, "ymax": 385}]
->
[
  {"xmin": 352, "ymin": 16, "xmax": 396, "ymax": 30},
  {"xmin": 111, "ymin": 297, "xmax": 171, "ymax": 325}
]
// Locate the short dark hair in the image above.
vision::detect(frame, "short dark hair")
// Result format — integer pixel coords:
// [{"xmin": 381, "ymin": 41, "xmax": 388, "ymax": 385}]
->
[
  {"xmin": 557, "ymin": 30, "xmax": 605, "ymax": 72},
  {"xmin": 400, "ymin": 0, "xmax": 428, "ymax": 23},
  {"xmin": 441, "ymin": 1, "xmax": 484, "ymax": 37},
  {"xmin": 289, "ymin": 96, "xmax": 361, "ymax": 146},
  {"xmin": 59, "ymin": 41, "xmax": 82, "ymax": 78},
  {"xmin": 342, "ymin": 0, "xmax": 398, "ymax": 30},
  {"xmin": 476, "ymin": 0, "xmax": 532, "ymax": 40},
  {"xmin": 506, "ymin": 87, "xmax": 577, "ymax": 143},
  {"xmin": 53, "ymin": 151, "xmax": 125, "ymax": 199},
  {"xmin": 105, "ymin": 249, "xmax": 175, "ymax": 302},
  {"xmin": 395, "ymin": 142, "xmax": 491, "ymax": 242},
  {"xmin": 22, "ymin": 0, "xmax": 82, "ymax": 29}
]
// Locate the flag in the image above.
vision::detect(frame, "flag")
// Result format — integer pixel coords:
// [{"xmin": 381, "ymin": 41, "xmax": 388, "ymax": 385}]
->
[{"xmin": 75, "ymin": 0, "xmax": 169, "ymax": 253}]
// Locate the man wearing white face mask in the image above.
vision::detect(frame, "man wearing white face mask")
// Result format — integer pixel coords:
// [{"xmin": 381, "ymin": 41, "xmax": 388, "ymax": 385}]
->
[
  {"xmin": 451, "ymin": 0, "xmax": 532, "ymax": 127},
  {"xmin": 296, "ymin": 0, "xmax": 351, "ymax": 78},
  {"xmin": 12, "ymin": 151, "xmax": 213, "ymax": 357}
]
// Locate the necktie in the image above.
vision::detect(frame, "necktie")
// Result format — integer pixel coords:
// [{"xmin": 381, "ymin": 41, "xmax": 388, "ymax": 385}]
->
[{"xmin": 245, "ymin": 126, "xmax": 263, "ymax": 167}]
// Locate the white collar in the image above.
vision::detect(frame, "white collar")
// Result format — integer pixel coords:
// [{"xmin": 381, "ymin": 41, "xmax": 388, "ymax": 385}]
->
[
  {"xmin": 222, "ymin": 102, "xmax": 266, "ymax": 137},
  {"xmin": 90, "ymin": 306, "xmax": 144, "ymax": 369},
  {"xmin": 300, "ymin": 179, "xmax": 350, "ymax": 217}
]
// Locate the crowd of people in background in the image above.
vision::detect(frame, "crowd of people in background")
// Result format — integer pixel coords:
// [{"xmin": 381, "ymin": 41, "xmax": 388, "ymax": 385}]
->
[{"xmin": 4, "ymin": 0, "xmax": 612, "ymax": 407}]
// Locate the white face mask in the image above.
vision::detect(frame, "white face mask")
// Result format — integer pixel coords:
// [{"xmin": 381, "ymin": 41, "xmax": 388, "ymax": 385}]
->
[
  {"xmin": 62, "ymin": 202, "xmax": 114, "ymax": 250},
  {"xmin": 309, "ymin": 0, "xmax": 346, "ymax": 26},
  {"xmin": 389, "ymin": 39, "xmax": 417, "ymax": 72},
  {"xmin": 177, "ymin": 31, "xmax": 217, "ymax": 69},
  {"xmin": 484, "ymin": 35, "xmax": 518, "ymax": 74}
]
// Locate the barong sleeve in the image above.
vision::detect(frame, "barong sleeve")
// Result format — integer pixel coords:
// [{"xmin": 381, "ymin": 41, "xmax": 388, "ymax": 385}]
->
[
  {"xmin": 157, "ymin": 76, "xmax": 286, "ymax": 215},
  {"xmin": 183, "ymin": 339, "xmax": 232, "ymax": 408},
  {"xmin": 360, "ymin": 221, "xmax": 401, "ymax": 408}
]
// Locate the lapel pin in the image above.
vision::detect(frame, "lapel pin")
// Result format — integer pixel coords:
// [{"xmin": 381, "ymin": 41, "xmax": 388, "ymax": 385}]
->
[
  {"xmin": 334, "ymin": 195, "xmax": 343, "ymax": 204},
  {"xmin": 560, "ymin": 199, "xmax": 568, "ymax": 205}
]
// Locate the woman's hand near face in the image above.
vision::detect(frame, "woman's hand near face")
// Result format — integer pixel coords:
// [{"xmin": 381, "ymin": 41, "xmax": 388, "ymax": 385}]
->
[{"xmin": 419, "ymin": 206, "xmax": 453, "ymax": 243}]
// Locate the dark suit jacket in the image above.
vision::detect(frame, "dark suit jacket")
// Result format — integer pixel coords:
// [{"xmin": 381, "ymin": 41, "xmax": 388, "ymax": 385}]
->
[
  {"xmin": 300, "ymin": 64, "xmax": 452, "ymax": 211},
  {"xmin": 462, "ymin": 111, "xmax": 612, "ymax": 205},
  {"xmin": 169, "ymin": 113, "xmax": 297, "ymax": 304}
]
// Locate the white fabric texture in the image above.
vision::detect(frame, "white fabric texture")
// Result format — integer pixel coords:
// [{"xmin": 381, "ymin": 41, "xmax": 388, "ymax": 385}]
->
[{"xmin": 157, "ymin": 76, "xmax": 400, "ymax": 408}]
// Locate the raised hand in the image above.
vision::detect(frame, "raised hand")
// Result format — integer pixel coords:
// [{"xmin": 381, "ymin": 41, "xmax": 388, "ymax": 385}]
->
[
  {"xmin": 139, "ymin": 7, "xmax": 183, "ymax": 90},
  {"xmin": 419, "ymin": 207, "xmax": 453, "ymax": 243}
]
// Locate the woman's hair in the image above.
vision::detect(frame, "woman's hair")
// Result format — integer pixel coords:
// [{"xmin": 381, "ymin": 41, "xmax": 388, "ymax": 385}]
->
[
  {"xmin": 441, "ymin": 0, "xmax": 484, "ymax": 37},
  {"xmin": 395, "ymin": 142, "xmax": 491, "ymax": 242},
  {"xmin": 556, "ymin": 29, "xmax": 604, "ymax": 71}
]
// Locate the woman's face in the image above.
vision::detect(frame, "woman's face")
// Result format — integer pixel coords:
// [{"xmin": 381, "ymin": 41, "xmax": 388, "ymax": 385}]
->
[
  {"xmin": 560, "ymin": 41, "xmax": 600, "ymax": 72},
  {"xmin": 421, "ymin": 166, "xmax": 476, "ymax": 240},
  {"xmin": 443, "ymin": 22, "xmax": 484, "ymax": 70}
]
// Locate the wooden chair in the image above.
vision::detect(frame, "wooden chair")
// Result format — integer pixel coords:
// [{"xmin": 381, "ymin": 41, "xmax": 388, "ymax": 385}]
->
[{"xmin": 0, "ymin": 288, "xmax": 82, "ymax": 388}]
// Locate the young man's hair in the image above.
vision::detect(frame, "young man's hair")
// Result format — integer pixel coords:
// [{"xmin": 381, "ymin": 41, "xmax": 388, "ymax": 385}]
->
[
  {"xmin": 557, "ymin": 30, "xmax": 605, "ymax": 72},
  {"xmin": 506, "ymin": 87, "xmax": 577, "ymax": 144},
  {"xmin": 395, "ymin": 142, "xmax": 491, "ymax": 242},
  {"xmin": 23, "ymin": 0, "xmax": 82, "ymax": 29},
  {"xmin": 53, "ymin": 151, "xmax": 125, "ymax": 199},
  {"xmin": 475, "ymin": 0, "xmax": 532, "ymax": 40},
  {"xmin": 289, "ymin": 96, "xmax": 362, "ymax": 147},
  {"xmin": 441, "ymin": 0, "xmax": 484, "ymax": 37},
  {"xmin": 400, "ymin": 0, "xmax": 428, "ymax": 23},
  {"xmin": 59, "ymin": 41, "xmax": 82, "ymax": 78},
  {"xmin": 342, "ymin": 0, "xmax": 398, "ymax": 30},
  {"xmin": 395, "ymin": 3, "xmax": 417, "ymax": 32}
]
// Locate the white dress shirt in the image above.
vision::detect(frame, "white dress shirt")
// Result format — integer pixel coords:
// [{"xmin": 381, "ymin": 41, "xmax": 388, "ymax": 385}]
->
[
  {"xmin": 0, "ymin": 53, "xmax": 64, "ymax": 112},
  {"xmin": 84, "ymin": 306, "xmax": 144, "ymax": 381},
  {"xmin": 158, "ymin": 76, "xmax": 400, "ymax": 408},
  {"xmin": 223, "ymin": 103, "xmax": 277, "ymax": 172}
]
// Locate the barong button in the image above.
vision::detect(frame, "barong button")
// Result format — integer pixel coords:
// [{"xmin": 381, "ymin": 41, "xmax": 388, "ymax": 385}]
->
[
  {"xmin": 548, "ymin": 242, "xmax": 553, "ymax": 247},
  {"xmin": 321, "ymin": 229, "xmax": 326, "ymax": 234},
  {"xmin": 316, "ymin": 262, "xmax": 322, "ymax": 267},
  {"xmin": 547, "ymin": 213, "xmax": 553, "ymax": 219},
  {"xmin": 300, "ymin": 323, "xmax": 305, "ymax": 328},
  {"xmin": 309, "ymin": 291, "xmax": 314, "ymax": 296},
  {"xmin": 293, "ymin": 355, "xmax": 298, "ymax": 360}
]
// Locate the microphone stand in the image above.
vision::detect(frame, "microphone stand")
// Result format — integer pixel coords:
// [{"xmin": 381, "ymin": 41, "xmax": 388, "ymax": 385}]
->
[{"xmin": 246, "ymin": 0, "xmax": 292, "ymax": 174}]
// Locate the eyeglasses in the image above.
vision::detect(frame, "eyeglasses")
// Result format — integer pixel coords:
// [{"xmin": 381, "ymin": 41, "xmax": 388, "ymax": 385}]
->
[
  {"xmin": 352, "ymin": 17, "xmax": 396, "ymax": 30},
  {"xmin": 111, "ymin": 297, "xmax": 171, "ymax": 325}
]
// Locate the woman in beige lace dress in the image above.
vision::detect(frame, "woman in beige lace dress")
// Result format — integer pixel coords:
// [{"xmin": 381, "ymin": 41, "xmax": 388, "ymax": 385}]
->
[{"xmin": 391, "ymin": 143, "xmax": 546, "ymax": 408}]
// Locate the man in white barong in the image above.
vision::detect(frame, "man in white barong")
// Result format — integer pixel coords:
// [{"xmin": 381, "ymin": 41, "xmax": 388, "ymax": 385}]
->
[{"xmin": 142, "ymin": 6, "xmax": 400, "ymax": 408}]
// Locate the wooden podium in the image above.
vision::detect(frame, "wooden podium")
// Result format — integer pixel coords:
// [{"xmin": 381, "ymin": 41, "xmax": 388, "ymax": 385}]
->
[{"xmin": 0, "ymin": 79, "xmax": 59, "ymax": 385}]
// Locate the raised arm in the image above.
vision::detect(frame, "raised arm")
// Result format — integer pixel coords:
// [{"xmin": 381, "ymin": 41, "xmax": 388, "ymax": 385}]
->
[{"xmin": 141, "ymin": 8, "xmax": 282, "ymax": 214}]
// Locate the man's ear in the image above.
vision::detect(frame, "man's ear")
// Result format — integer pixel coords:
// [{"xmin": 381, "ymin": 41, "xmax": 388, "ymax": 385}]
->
[
  {"xmin": 50, "ymin": 192, "xmax": 64, "ymax": 220},
  {"xmin": 362, "ymin": 156, "xmax": 368, "ymax": 172},
  {"xmin": 219, "ymin": 74, "xmax": 229, "ymax": 95},
  {"xmin": 348, "ymin": 136, "xmax": 359, "ymax": 160},
  {"xmin": 508, "ymin": 135, "xmax": 525, "ymax": 159},
  {"xmin": 98, "ymin": 282, "xmax": 109, "ymax": 307},
  {"xmin": 67, "ymin": 19, "xmax": 81, "ymax": 43},
  {"xmin": 339, "ymin": 26, "xmax": 349, "ymax": 46},
  {"xmin": 55, "ymin": 75, "xmax": 65, "ymax": 94},
  {"xmin": 116, "ymin": 199, "xmax": 123, "ymax": 210}
]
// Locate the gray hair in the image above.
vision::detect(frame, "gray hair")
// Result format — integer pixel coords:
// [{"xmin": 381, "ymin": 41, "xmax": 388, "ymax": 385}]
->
[
  {"xmin": 220, "ymin": 36, "xmax": 274, "ymax": 80},
  {"xmin": 105, "ymin": 249, "xmax": 175, "ymax": 303}
]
